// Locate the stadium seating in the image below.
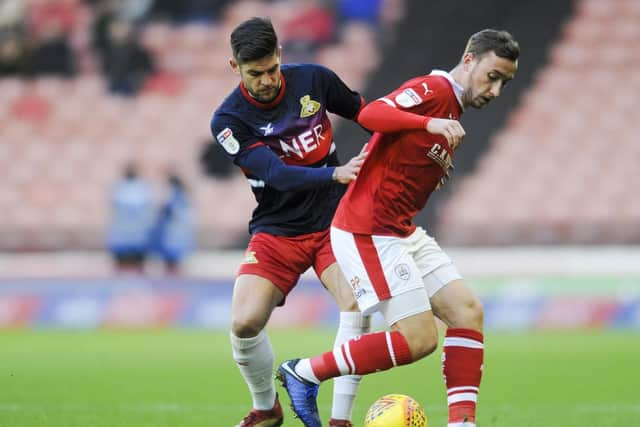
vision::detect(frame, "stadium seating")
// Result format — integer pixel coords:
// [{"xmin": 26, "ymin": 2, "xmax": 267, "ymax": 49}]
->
[
  {"xmin": 0, "ymin": 0, "xmax": 382, "ymax": 250},
  {"xmin": 437, "ymin": 0, "xmax": 640, "ymax": 245}
]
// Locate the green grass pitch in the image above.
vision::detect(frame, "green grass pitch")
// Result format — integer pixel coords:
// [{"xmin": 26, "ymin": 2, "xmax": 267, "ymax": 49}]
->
[{"xmin": 1, "ymin": 330, "xmax": 639, "ymax": 426}]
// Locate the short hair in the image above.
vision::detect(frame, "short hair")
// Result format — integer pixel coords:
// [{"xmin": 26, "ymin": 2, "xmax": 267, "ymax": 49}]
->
[
  {"xmin": 464, "ymin": 29, "xmax": 520, "ymax": 62},
  {"xmin": 230, "ymin": 17, "xmax": 278, "ymax": 64}
]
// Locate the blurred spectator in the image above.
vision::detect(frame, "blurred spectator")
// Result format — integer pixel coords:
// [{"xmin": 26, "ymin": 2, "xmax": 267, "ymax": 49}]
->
[
  {"xmin": 282, "ymin": 0, "xmax": 336, "ymax": 62},
  {"xmin": 200, "ymin": 139, "xmax": 235, "ymax": 179},
  {"xmin": 100, "ymin": 18, "xmax": 155, "ymax": 95},
  {"xmin": 149, "ymin": 173, "xmax": 195, "ymax": 275},
  {"xmin": 28, "ymin": 21, "xmax": 77, "ymax": 77},
  {"xmin": 27, "ymin": 0, "xmax": 78, "ymax": 39},
  {"xmin": 0, "ymin": 30, "xmax": 30, "ymax": 76},
  {"xmin": 151, "ymin": 0, "xmax": 230, "ymax": 23},
  {"xmin": 336, "ymin": 0, "xmax": 382, "ymax": 26},
  {"xmin": 0, "ymin": 0, "xmax": 26, "ymax": 31},
  {"xmin": 107, "ymin": 162, "xmax": 155, "ymax": 274}
]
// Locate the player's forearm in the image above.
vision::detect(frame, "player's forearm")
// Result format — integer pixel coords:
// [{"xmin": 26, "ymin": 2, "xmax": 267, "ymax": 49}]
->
[
  {"xmin": 357, "ymin": 100, "xmax": 431, "ymax": 133},
  {"xmin": 237, "ymin": 146, "xmax": 334, "ymax": 192}
]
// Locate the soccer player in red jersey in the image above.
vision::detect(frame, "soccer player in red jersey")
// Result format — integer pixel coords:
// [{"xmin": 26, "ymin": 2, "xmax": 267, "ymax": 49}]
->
[
  {"xmin": 210, "ymin": 18, "xmax": 372, "ymax": 427},
  {"xmin": 278, "ymin": 29, "xmax": 519, "ymax": 427}
]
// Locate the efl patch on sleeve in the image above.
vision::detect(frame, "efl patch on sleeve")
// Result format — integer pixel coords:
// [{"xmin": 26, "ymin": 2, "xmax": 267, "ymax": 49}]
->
[
  {"xmin": 395, "ymin": 88, "xmax": 423, "ymax": 108},
  {"xmin": 216, "ymin": 127, "xmax": 240, "ymax": 155}
]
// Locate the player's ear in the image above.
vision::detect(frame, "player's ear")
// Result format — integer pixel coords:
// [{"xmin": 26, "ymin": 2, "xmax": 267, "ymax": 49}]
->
[
  {"xmin": 462, "ymin": 52, "xmax": 475, "ymax": 71},
  {"xmin": 229, "ymin": 58, "xmax": 240, "ymax": 74}
]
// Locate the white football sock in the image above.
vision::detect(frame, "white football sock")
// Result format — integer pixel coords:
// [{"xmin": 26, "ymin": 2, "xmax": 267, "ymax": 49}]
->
[
  {"xmin": 230, "ymin": 330, "xmax": 276, "ymax": 410},
  {"xmin": 331, "ymin": 312, "xmax": 371, "ymax": 420}
]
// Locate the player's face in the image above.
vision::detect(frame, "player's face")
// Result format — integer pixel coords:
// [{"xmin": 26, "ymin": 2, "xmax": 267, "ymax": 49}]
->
[
  {"xmin": 231, "ymin": 51, "xmax": 282, "ymax": 103},
  {"xmin": 463, "ymin": 51, "xmax": 517, "ymax": 109}
]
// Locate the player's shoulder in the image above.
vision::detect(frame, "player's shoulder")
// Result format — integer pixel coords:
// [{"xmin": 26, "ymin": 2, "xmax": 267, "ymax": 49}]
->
[
  {"xmin": 401, "ymin": 73, "xmax": 451, "ymax": 91},
  {"xmin": 282, "ymin": 63, "xmax": 336, "ymax": 81}
]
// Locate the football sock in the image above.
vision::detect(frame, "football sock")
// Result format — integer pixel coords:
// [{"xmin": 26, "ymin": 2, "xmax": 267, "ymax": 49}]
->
[
  {"xmin": 331, "ymin": 312, "xmax": 371, "ymax": 421},
  {"xmin": 295, "ymin": 330, "xmax": 412, "ymax": 383},
  {"xmin": 443, "ymin": 328, "xmax": 484, "ymax": 426},
  {"xmin": 230, "ymin": 330, "xmax": 276, "ymax": 411}
]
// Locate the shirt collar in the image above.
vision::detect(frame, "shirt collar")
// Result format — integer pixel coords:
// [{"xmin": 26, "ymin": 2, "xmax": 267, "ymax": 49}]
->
[{"xmin": 429, "ymin": 69, "xmax": 464, "ymax": 111}]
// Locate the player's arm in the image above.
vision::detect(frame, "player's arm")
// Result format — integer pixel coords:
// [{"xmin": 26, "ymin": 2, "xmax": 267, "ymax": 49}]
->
[
  {"xmin": 358, "ymin": 91, "xmax": 465, "ymax": 149},
  {"xmin": 236, "ymin": 145, "xmax": 366, "ymax": 190},
  {"xmin": 319, "ymin": 65, "xmax": 366, "ymax": 120}
]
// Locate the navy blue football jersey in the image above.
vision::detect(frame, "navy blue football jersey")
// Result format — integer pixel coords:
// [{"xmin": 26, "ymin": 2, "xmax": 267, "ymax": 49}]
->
[{"xmin": 210, "ymin": 64, "xmax": 363, "ymax": 236}]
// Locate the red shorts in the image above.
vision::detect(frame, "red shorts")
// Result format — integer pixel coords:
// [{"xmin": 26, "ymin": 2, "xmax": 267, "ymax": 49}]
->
[{"xmin": 237, "ymin": 229, "xmax": 336, "ymax": 298}]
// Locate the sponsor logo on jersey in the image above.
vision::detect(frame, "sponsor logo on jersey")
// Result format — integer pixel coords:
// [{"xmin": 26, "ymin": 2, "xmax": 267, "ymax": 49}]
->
[
  {"xmin": 279, "ymin": 124, "xmax": 326, "ymax": 159},
  {"xmin": 394, "ymin": 263, "xmax": 411, "ymax": 281},
  {"xmin": 260, "ymin": 122, "xmax": 274, "ymax": 136},
  {"xmin": 241, "ymin": 250, "xmax": 258, "ymax": 264},
  {"xmin": 216, "ymin": 127, "xmax": 240, "ymax": 155},
  {"xmin": 427, "ymin": 143, "xmax": 454, "ymax": 190},
  {"xmin": 299, "ymin": 95, "xmax": 321, "ymax": 118},
  {"xmin": 427, "ymin": 143, "xmax": 453, "ymax": 171},
  {"xmin": 395, "ymin": 88, "xmax": 422, "ymax": 108}
]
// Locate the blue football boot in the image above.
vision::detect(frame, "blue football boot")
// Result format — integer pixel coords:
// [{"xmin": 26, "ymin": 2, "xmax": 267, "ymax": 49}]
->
[{"xmin": 276, "ymin": 359, "xmax": 321, "ymax": 427}]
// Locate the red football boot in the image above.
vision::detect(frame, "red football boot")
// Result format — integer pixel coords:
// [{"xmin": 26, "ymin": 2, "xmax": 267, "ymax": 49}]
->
[
  {"xmin": 235, "ymin": 395, "xmax": 283, "ymax": 427},
  {"xmin": 328, "ymin": 419, "xmax": 353, "ymax": 427}
]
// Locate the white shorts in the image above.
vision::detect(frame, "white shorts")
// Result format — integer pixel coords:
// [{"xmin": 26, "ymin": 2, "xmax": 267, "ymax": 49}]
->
[{"xmin": 330, "ymin": 226, "xmax": 462, "ymax": 324}]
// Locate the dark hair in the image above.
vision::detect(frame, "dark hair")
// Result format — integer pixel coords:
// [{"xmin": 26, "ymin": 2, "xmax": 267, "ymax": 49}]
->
[
  {"xmin": 230, "ymin": 17, "xmax": 278, "ymax": 64},
  {"xmin": 464, "ymin": 29, "xmax": 519, "ymax": 61}
]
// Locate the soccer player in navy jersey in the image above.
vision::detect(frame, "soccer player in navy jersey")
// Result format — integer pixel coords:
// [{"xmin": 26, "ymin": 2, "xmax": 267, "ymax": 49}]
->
[
  {"xmin": 210, "ymin": 17, "xmax": 370, "ymax": 427},
  {"xmin": 278, "ymin": 29, "xmax": 520, "ymax": 427}
]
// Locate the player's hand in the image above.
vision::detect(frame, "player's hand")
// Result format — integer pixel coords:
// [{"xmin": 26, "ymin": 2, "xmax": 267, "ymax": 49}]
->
[
  {"xmin": 426, "ymin": 118, "xmax": 466, "ymax": 150},
  {"xmin": 333, "ymin": 151, "xmax": 367, "ymax": 184}
]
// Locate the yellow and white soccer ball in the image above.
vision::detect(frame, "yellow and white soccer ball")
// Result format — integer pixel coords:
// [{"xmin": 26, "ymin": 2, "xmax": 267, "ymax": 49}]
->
[{"xmin": 364, "ymin": 394, "xmax": 428, "ymax": 427}]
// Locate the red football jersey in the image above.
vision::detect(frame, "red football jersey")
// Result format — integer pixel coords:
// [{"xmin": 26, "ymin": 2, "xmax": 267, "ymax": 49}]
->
[{"xmin": 333, "ymin": 70, "xmax": 464, "ymax": 236}]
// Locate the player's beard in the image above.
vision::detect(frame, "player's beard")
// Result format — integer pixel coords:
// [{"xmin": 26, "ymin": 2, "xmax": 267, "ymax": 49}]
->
[{"xmin": 256, "ymin": 87, "xmax": 278, "ymax": 102}]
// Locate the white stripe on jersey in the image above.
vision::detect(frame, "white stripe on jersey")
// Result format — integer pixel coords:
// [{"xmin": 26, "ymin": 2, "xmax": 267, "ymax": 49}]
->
[{"xmin": 379, "ymin": 97, "xmax": 396, "ymax": 108}]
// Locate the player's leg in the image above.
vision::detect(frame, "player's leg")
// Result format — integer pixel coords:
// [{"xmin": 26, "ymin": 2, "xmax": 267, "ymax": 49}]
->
[
  {"xmin": 231, "ymin": 233, "xmax": 311, "ymax": 427},
  {"xmin": 231, "ymin": 273, "xmax": 284, "ymax": 427},
  {"xmin": 411, "ymin": 227, "xmax": 483, "ymax": 427},
  {"xmin": 430, "ymin": 278, "xmax": 484, "ymax": 427},
  {"xmin": 277, "ymin": 290, "xmax": 437, "ymax": 427},
  {"xmin": 318, "ymin": 262, "xmax": 371, "ymax": 427},
  {"xmin": 277, "ymin": 229, "xmax": 437, "ymax": 427}
]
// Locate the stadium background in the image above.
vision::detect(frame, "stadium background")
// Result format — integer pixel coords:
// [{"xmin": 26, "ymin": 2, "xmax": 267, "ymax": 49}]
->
[{"xmin": 1, "ymin": 0, "xmax": 639, "ymax": 426}]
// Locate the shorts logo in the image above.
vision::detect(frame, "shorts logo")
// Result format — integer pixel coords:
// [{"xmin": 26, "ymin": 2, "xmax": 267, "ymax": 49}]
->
[
  {"xmin": 394, "ymin": 264, "xmax": 411, "ymax": 281},
  {"xmin": 299, "ymin": 95, "xmax": 321, "ymax": 118},
  {"xmin": 395, "ymin": 88, "xmax": 422, "ymax": 108},
  {"xmin": 216, "ymin": 127, "xmax": 240, "ymax": 155},
  {"xmin": 241, "ymin": 251, "xmax": 258, "ymax": 264},
  {"xmin": 350, "ymin": 276, "xmax": 366, "ymax": 299}
]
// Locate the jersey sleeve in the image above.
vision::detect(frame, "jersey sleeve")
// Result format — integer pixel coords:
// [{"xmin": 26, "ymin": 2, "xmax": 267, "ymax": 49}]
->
[
  {"xmin": 316, "ymin": 65, "xmax": 364, "ymax": 120},
  {"xmin": 357, "ymin": 75, "xmax": 444, "ymax": 133},
  {"xmin": 378, "ymin": 75, "xmax": 440, "ymax": 115},
  {"xmin": 210, "ymin": 112, "xmax": 261, "ymax": 162}
]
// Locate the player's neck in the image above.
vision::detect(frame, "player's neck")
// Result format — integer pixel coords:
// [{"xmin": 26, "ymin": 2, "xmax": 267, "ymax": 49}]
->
[{"xmin": 449, "ymin": 64, "xmax": 465, "ymax": 88}]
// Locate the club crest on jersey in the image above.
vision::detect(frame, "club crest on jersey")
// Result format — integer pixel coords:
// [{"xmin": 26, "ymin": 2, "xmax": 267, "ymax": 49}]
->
[
  {"xmin": 395, "ymin": 88, "xmax": 423, "ymax": 108},
  {"xmin": 216, "ymin": 127, "xmax": 240, "ymax": 155},
  {"xmin": 299, "ymin": 95, "xmax": 321, "ymax": 118}
]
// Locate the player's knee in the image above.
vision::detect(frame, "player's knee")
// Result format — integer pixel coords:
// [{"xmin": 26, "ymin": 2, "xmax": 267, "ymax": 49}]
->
[
  {"xmin": 231, "ymin": 312, "xmax": 266, "ymax": 338},
  {"xmin": 455, "ymin": 296, "xmax": 484, "ymax": 331},
  {"xmin": 404, "ymin": 328, "xmax": 438, "ymax": 361}
]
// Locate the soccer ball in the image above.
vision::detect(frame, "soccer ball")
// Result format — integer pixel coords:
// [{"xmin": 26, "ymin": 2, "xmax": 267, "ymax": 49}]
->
[{"xmin": 364, "ymin": 394, "xmax": 428, "ymax": 427}]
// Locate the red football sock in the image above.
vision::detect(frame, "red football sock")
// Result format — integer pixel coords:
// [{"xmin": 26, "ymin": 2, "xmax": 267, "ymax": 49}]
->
[
  {"xmin": 310, "ymin": 331, "xmax": 412, "ymax": 381},
  {"xmin": 443, "ymin": 328, "xmax": 484, "ymax": 424}
]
